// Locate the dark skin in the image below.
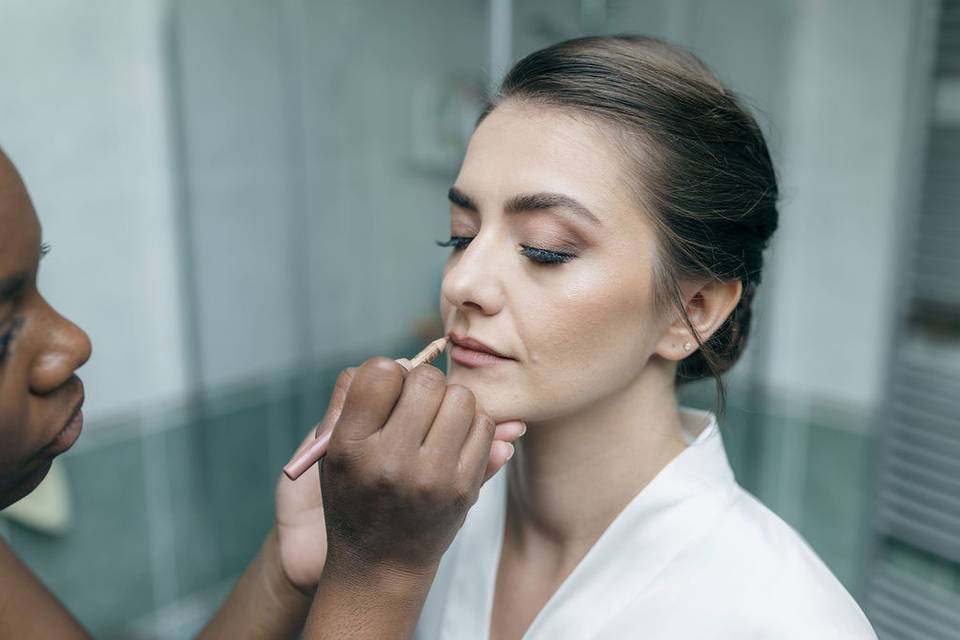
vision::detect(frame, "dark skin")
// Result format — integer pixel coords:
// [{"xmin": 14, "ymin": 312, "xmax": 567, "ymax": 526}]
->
[
  {"xmin": 0, "ymin": 152, "xmax": 92, "ymax": 639},
  {"xmin": 0, "ymin": 152, "xmax": 91, "ymax": 513},
  {"xmin": 0, "ymin": 150, "xmax": 522, "ymax": 638}
]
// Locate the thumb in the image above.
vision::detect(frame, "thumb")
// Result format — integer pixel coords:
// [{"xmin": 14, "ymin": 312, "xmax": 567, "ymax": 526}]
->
[{"xmin": 332, "ymin": 356, "xmax": 406, "ymax": 444}]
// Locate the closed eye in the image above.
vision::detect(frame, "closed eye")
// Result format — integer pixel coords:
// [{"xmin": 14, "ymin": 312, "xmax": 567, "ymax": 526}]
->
[
  {"xmin": 0, "ymin": 318, "xmax": 24, "ymax": 362},
  {"xmin": 435, "ymin": 237, "xmax": 576, "ymax": 264}
]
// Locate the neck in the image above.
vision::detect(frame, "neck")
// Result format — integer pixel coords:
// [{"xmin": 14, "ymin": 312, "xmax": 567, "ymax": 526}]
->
[{"xmin": 504, "ymin": 357, "xmax": 688, "ymax": 563}]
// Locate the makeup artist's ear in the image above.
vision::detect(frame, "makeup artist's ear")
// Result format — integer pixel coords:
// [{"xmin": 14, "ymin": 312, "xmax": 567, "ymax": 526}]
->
[{"xmin": 654, "ymin": 278, "xmax": 742, "ymax": 361}]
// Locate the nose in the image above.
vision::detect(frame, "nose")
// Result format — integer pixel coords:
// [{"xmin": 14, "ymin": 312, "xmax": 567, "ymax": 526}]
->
[
  {"xmin": 441, "ymin": 233, "xmax": 506, "ymax": 317},
  {"xmin": 29, "ymin": 298, "xmax": 93, "ymax": 396}
]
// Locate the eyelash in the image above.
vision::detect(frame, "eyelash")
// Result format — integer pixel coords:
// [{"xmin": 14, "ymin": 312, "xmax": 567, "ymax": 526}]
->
[
  {"xmin": 435, "ymin": 236, "xmax": 576, "ymax": 264},
  {"xmin": 0, "ymin": 246, "xmax": 49, "ymax": 363},
  {"xmin": 0, "ymin": 319, "xmax": 24, "ymax": 362}
]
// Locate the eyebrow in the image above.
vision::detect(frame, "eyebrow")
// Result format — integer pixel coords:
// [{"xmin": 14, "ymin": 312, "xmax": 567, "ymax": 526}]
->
[
  {"xmin": 448, "ymin": 186, "xmax": 602, "ymax": 227},
  {"xmin": 0, "ymin": 273, "xmax": 27, "ymax": 304}
]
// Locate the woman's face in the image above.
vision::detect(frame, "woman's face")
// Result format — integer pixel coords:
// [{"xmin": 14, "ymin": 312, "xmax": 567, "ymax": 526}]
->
[
  {"xmin": 0, "ymin": 153, "xmax": 91, "ymax": 509},
  {"xmin": 440, "ymin": 103, "xmax": 674, "ymax": 423}
]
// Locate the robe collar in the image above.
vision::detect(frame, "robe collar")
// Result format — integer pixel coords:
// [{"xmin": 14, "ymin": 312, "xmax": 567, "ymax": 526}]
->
[{"xmin": 438, "ymin": 406, "xmax": 739, "ymax": 639}]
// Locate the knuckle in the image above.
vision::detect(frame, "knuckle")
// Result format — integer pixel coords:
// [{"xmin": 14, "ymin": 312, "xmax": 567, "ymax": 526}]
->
[
  {"xmin": 451, "ymin": 483, "xmax": 477, "ymax": 511},
  {"xmin": 476, "ymin": 412, "xmax": 496, "ymax": 437},
  {"xmin": 411, "ymin": 365, "xmax": 446, "ymax": 393},
  {"xmin": 412, "ymin": 473, "xmax": 440, "ymax": 500},
  {"xmin": 444, "ymin": 383, "xmax": 477, "ymax": 415},
  {"xmin": 378, "ymin": 457, "xmax": 402, "ymax": 486},
  {"xmin": 364, "ymin": 355, "xmax": 403, "ymax": 374},
  {"xmin": 360, "ymin": 356, "xmax": 405, "ymax": 385}
]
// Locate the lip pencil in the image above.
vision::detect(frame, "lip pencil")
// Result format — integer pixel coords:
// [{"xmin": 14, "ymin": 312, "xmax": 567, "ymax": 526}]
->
[{"xmin": 282, "ymin": 336, "xmax": 449, "ymax": 481}]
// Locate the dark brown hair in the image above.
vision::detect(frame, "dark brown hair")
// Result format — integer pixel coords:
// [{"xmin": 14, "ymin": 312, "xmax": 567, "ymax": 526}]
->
[{"xmin": 479, "ymin": 35, "xmax": 779, "ymax": 417}]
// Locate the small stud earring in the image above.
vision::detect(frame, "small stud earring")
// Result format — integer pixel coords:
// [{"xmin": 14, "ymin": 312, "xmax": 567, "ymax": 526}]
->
[{"xmin": 683, "ymin": 342, "xmax": 692, "ymax": 351}]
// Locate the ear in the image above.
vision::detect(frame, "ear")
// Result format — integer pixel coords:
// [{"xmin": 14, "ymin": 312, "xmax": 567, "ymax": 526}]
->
[{"xmin": 654, "ymin": 279, "xmax": 743, "ymax": 361}]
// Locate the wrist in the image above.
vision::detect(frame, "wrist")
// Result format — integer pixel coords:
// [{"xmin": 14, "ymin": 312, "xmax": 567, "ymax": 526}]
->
[
  {"xmin": 320, "ymin": 552, "xmax": 438, "ymax": 604},
  {"xmin": 304, "ymin": 557, "xmax": 438, "ymax": 639}
]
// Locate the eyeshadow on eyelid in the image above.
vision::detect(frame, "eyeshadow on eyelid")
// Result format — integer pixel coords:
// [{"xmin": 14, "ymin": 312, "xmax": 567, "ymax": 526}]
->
[
  {"xmin": 450, "ymin": 210, "xmax": 592, "ymax": 246},
  {"xmin": 520, "ymin": 224, "xmax": 585, "ymax": 250}
]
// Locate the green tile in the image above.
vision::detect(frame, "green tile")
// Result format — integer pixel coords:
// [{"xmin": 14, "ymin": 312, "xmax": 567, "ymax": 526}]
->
[
  {"xmin": 718, "ymin": 403, "xmax": 760, "ymax": 488},
  {"xmin": 746, "ymin": 410, "xmax": 795, "ymax": 515},
  {"xmin": 151, "ymin": 420, "xmax": 222, "ymax": 600},
  {"xmin": 6, "ymin": 436, "xmax": 154, "ymax": 636},
  {"xmin": 203, "ymin": 401, "xmax": 276, "ymax": 579},
  {"xmin": 882, "ymin": 537, "xmax": 960, "ymax": 594},
  {"xmin": 288, "ymin": 370, "xmax": 336, "ymax": 460},
  {"xmin": 802, "ymin": 423, "xmax": 873, "ymax": 599}
]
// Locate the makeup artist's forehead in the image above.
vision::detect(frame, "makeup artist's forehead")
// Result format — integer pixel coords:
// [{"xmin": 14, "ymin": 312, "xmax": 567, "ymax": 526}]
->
[
  {"xmin": 0, "ymin": 156, "xmax": 40, "ymax": 273},
  {"xmin": 455, "ymin": 103, "xmax": 637, "ymax": 224}
]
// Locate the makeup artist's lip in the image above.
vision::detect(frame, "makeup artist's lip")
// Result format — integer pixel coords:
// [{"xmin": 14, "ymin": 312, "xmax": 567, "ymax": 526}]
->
[{"xmin": 38, "ymin": 398, "xmax": 85, "ymax": 460}]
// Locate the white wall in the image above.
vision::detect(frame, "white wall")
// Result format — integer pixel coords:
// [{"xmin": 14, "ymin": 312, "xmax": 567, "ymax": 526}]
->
[
  {"xmin": 764, "ymin": 0, "xmax": 916, "ymax": 412},
  {"xmin": 0, "ymin": 0, "xmax": 188, "ymax": 423},
  {"xmin": 173, "ymin": 0, "xmax": 488, "ymax": 389},
  {"xmin": 607, "ymin": 0, "xmax": 913, "ymax": 416}
]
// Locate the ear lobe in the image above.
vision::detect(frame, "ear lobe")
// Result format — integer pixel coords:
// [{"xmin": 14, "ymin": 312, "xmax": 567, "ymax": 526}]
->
[{"xmin": 654, "ymin": 279, "xmax": 743, "ymax": 362}]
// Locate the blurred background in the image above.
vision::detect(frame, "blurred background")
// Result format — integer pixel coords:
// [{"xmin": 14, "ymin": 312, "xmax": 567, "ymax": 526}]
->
[{"xmin": 0, "ymin": 0, "xmax": 958, "ymax": 637}]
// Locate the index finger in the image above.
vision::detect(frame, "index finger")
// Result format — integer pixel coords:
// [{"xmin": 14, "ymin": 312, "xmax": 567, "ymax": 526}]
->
[
  {"xmin": 319, "ymin": 359, "xmax": 410, "ymax": 438},
  {"xmin": 329, "ymin": 356, "xmax": 407, "ymax": 446},
  {"xmin": 458, "ymin": 408, "xmax": 498, "ymax": 487},
  {"xmin": 312, "ymin": 359, "xmax": 408, "ymax": 441}
]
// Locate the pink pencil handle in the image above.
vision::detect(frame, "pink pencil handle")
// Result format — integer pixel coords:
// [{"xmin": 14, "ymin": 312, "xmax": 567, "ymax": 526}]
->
[{"xmin": 283, "ymin": 428, "xmax": 333, "ymax": 480}]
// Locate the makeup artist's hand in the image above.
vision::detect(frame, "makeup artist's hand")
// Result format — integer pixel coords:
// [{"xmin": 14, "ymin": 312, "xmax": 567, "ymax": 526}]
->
[
  {"xmin": 273, "ymin": 359, "xmax": 524, "ymax": 594},
  {"xmin": 318, "ymin": 356, "xmax": 517, "ymax": 583}
]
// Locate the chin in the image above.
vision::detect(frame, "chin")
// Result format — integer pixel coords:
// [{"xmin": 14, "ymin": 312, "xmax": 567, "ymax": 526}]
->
[{"xmin": 0, "ymin": 460, "xmax": 53, "ymax": 510}]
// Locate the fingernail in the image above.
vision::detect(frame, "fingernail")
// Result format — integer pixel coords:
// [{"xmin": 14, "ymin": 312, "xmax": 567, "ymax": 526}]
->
[
  {"xmin": 506, "ymin": 442, "xmax": 515, "ymax": 460},
  {"xmin": 519, "ymin": 422, "xmax": 527, "ymax": 436}
]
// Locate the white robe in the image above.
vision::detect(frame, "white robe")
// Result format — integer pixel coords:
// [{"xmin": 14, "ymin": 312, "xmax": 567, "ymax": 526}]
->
[{"xmin": 415, "ymin": 406, "xmax": 877, "ymax": 639}]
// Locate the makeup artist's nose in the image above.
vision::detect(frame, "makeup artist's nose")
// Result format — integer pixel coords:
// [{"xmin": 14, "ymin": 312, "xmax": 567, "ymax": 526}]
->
[
  {"xmin": 30, "ymin": 297, "xmax": 93, "ymax": 395},
  {"xmin": 441, "ymin": 239, "xmax": 505, "ymax": 316}
]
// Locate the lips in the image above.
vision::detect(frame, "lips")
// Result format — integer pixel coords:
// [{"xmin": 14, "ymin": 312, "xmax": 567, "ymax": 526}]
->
[
  {"xmin": 38, "ymin": 398, "xmax": 85, "ymax": 459},
  {"xmin": 448, "ymin": 333, "xmax": 512, "ymax": 359}
]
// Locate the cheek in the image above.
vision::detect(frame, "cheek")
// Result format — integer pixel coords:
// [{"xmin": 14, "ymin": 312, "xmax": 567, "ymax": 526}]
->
[
  {"xmin": 514, "ymin": 264, "xmax": 658, "ymax": 414},
  {"xmin": 525, "ymin": 267, "xmax": 654, "ymax": 362},
  {"xmin": 437, "ymin": 248, "xmax": 661, "ymax": 422},
  {"xmin": 0, "ymin": 388, "xmax": 33, "ymax": 476},
  {"xmin": 0, "ymin": 385, "xmax": 28, "ymax": 435}
]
